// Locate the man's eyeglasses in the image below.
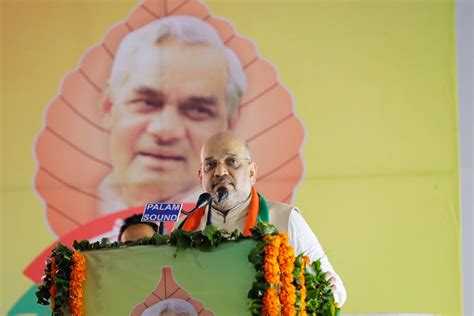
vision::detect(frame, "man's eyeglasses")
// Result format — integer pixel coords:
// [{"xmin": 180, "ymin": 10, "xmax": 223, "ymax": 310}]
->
[{"xmin": 202, "ymin": 156, "xmax": 251, "ymax": 173}]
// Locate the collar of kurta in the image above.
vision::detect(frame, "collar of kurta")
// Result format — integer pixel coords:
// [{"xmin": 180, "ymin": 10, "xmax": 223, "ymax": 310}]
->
[{"xmin": 181, "ymin": 186, "xmax": 269, "ymax": 236}]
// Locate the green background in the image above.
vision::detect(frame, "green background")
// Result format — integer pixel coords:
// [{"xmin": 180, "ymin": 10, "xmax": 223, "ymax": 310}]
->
[{"xmin": 83, "ymin": 241, "xmax": 255, "ymax": 315}]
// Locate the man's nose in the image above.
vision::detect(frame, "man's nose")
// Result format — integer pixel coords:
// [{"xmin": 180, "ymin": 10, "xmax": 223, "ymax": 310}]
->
[
  {"xmin": 146, "ymin": 105, "xmax": 185, "ymax": 143},
  {"xmin": 213, "ymin": 161, "xmax": 229, "ymax": 177}
]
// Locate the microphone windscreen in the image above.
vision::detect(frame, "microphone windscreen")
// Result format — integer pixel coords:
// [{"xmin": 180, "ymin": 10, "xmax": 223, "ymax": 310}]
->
[
  {"xmin": 216, "ymin": 187, "xmax": 229, "ymax": 203},
  {"xmin": 196, "ymin": 192, "xmax": 212, "ymax": 209}
]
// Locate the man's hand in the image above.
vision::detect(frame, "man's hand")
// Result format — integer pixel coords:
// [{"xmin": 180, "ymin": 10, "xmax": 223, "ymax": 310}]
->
[
  {"xmin": 325, "ymin": 272, "xmax": 341, "ymax": 307},
  {"xmin": 325, "ymin": 272, "xmax": 337, "ymax": 291}
]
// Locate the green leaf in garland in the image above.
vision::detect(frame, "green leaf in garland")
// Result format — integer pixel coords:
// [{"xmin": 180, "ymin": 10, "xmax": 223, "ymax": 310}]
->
[
  {"xmin": 73, "ymin": 239, "xmax": 91, "ymax": 251},
  {"xmin": 247, "ymin": 281, "xmax": 267, "ymax": 299},
  {"xmin": 100, "ymin": 237, "xmax": 109, "ymax": 247},
  {"xmin": 201, "ymin": 225, "xmax": 222, "ymax": 248},
  {"xmin": 249, "ymin": 221, "xmax": 278, "ymax": 240},
  {"xmin": 247, "ymin": 300, "xmax": 263, "ymax": 316},
  {"xmin": 304, "ymin": 259, "xmax": 341, "ymax": 316},
  {"xmin": 151, "ymin": 233, "xmax": 169, "ymax": 245},
  {"xmin": 255, "ymin": 270, "xmax": 265, "ymax": 282},
  {"xmin": 229, "ymin": 229, "xmax": 242, "ymax": 240},
  {"xmin": 248, "ymin": 241, "xmax": 265, "ymax": 267},
  {"xmin": 192, "ymin": 232, "xmax": 213, "ymax": 251},
  {"xmin": 169, "ymin": 229, "xmax": 193, "ymax": 250}
]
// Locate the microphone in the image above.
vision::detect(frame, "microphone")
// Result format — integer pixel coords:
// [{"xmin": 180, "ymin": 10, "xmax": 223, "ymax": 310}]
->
[
  {"xmin": 216, "ymin": 187, "xmax": 229, "ymax": 203},
  {"xmin": 195, "ymin": 192, "xmax": 212, "ymax": 209},
  {"xmin": 207, "ymin": 187, "xmax": 228, "ymax": 226},
  {"xmin": 181, "ymin": 192, "xmax": 212, "ymax": 215},
  {"xmin": 177, "ymin": 192, "xmax": 213, "ymax": 230}
]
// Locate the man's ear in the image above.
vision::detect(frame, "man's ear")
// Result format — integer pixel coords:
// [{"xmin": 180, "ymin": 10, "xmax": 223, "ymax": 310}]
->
[
  {"xmin": 198, "ymin": 168, "xmax": 204, "ymax": 189},
  {"xmin": 100, "ymin": 87, "xmax": 113, "ymax": 130},
  {"xmin": 249, "ymin": 161, "xmax": 257, "ymax": 185}
]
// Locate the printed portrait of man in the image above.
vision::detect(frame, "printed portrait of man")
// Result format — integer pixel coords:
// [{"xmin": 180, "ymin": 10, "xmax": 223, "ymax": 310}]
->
[
  {"xmin": 33, "ymin": 1, "xmax": 304, "ymax": 239},
  {"xmin": 98, "ymin": 16, "xmax": 246, "ymax": 214}
]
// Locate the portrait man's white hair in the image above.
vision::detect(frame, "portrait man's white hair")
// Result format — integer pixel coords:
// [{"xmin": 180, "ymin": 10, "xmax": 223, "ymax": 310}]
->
[
  {"xmin": 109, "ymin": 15, "xmax": 247, "ymax": 114},
  {"xmin": 141, "ymin": 298, "xmax": 197, "ymax": 316}
]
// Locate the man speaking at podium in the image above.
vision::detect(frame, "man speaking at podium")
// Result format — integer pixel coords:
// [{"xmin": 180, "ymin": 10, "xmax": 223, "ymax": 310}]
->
[{"xmin": 179, "ymin": 131, "xmax": 347, "ymax": 306}]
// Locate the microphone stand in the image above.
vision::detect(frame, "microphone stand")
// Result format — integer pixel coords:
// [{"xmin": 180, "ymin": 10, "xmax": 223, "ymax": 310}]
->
[
  {"xmin": 158, "ymin": 222, "xmax": 164, "ymax": 235},
  {"xmin": 176, "ymin": 193, "xmax": 212, "ymax": 230},
  {"xmin": 206, "ymin": 187, "xmax": 229, "ymax": 226},
  {"xmin": 177, "ymin": 187, "xmax": 228, "ymax": 230},
  {"xmin": 206, "ymin": 198, "xmax": 214, "ymax": 226}
]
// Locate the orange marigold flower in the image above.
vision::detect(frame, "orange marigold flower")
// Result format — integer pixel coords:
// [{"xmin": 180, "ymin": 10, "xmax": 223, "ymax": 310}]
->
[
  {"xmin": 70, "ymin": 251, "xmax": 86, "ymax": 316},
  {"xmin": 263, "ymin": 235, "xmax": 281, "ymax": 285},
  {"xmin": 278, "ymin": 234, "xmax": 296, "ymax": 316},
  {"xmin": 263, "ymin": 235, "xmax": 282, "ymax": 315},
  {"xmin": 263, "ymin": 287, "xmax": 280, "ymax": 316},
  {"xmin": 298, "ymin": 255, "xmax": 309, "ymax": 316}
]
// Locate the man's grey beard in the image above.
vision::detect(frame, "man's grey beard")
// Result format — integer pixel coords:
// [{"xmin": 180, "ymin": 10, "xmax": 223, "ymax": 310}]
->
[{"xmin": 212, "ymin": 189, "xmax": 250, "ymax": 211}]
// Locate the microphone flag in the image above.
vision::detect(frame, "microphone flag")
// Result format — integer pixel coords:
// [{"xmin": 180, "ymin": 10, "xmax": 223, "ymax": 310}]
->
[{"xmin": 142, "ymin": 203, "xmax": 183, "ymax": 222}]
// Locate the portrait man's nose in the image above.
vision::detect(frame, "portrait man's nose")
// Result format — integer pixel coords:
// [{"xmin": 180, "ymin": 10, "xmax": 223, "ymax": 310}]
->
[{"xmin": 146, "ymin": 105, "xmax": 186, "ymax": 145}]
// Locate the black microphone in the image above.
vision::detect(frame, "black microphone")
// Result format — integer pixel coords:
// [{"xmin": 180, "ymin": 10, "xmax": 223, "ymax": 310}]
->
[
  {"xmin": 207, "ymin": 187, "xmax": 228, "ymax": 226},
  {"xmin": 181, "ymin": 192, "xmax": 212, "ymax": 215},
  {"xmin": 195, "ymin": 192, "xmax": 212, "ymax": 210},
  {"xmin": 177, "ymin": 192, "xmax": 213, "ymax": 230},
  {"xmin": 216, "ymin": 187, "xmax": 229, "ymax": 203}
]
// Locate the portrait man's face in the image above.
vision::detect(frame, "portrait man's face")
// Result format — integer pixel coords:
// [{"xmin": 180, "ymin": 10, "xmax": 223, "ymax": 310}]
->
[{"xmin": 103, "ymin": 37, "xmax": 235, "ymax": 205}]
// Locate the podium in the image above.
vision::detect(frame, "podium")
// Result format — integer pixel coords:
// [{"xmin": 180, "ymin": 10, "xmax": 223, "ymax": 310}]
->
[
  {"xmin": 37, "ymin": 224, "xmax": 340, "ymax": 316},
  {"xmin": 83, "ymin": 241, "xmax": 254, "ymax": 315}
]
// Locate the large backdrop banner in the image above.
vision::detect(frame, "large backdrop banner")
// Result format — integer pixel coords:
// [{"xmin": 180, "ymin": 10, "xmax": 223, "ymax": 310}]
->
[{"xmin": 1, "ymin": 0, "xmax": 461, "ymax": 315}]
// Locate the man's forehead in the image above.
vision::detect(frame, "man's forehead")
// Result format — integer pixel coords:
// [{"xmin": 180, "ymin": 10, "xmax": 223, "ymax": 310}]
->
[
  {"xmin": 118, "ymin": 41, "xmax": 228, "ymax": 97},
  {"xmin": 133, "ymin": 38, "xmax": 226, "ymax": 73},
  {"xmin": 201, "ymin": 136, "xmax": 247, "ymax": 159},
  {"xmin": 203, "ymin": 152, "xmax": 241, "ymax": 160}
]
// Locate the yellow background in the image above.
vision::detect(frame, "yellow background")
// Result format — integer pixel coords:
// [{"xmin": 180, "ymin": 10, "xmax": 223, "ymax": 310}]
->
[{"xmin": 1, "ymin": 0, "xmax": 461, "ymax": 315}]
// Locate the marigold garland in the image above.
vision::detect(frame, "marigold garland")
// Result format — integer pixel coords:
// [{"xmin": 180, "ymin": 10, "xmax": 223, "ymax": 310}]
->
[
  {"xmin": 278, "ymin": 234, "xmax": 296, "ymax": 316},
  {"xmin": 70, "ymin": 251, "xmax": 86, "ymax": 316},
  {"xmin": 262, "ymin": 235, "xmax": 281, "ymax": 316},
  {"xmin": 298, "ymin": 256, "xmax": 310, "ymax": 316},
  {"xmin": 49, "ymin": 257, "xmax": 57, "ymax": 311},
  {"xmin": 261, "ymin": 233, "xmax": 298, "ymax": 316}
]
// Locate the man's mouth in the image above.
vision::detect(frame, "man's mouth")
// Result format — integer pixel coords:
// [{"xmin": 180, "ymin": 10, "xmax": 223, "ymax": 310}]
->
[
  {"xmin": 212, "ymin": 179, "xmax": 233, "ymax": 189},
  {"xmin": 138, "ymin": 151, "xmax": 185, "ymax": 161},
  {"xmin": 136, "ymin": 150, "xmax": 186, "ymax": 170}
]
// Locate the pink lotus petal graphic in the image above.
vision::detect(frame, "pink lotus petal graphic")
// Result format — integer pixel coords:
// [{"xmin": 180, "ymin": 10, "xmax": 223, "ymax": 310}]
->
[
  {"xmin": 131, "ymin": 267, "xmax": 214, "ymax": 315},
  {"xmin": 34, "ymin": 0, "xmax": 305, "ymax": 237}
]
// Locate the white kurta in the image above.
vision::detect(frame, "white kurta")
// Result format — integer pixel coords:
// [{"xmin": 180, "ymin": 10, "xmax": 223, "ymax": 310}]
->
[{"xmin": 184, "ymin": 196, "xmax": 347, "ymax": 306}]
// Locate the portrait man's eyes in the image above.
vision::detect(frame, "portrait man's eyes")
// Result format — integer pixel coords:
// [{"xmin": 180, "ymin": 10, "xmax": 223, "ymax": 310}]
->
[
  {"xmin": 127, "ymin": 89, "xmax": 165, "ymax": 112},
  {"xmin": 127, "ymin": 92, "xmax": 217, "ymax": 121},
  {"xmin": 179, "ymin": 100, "xmax": 217, "ymax": 121},
  {"xmin": 129, "ymin": 97, "xmax": 164, "ymax": 110}
]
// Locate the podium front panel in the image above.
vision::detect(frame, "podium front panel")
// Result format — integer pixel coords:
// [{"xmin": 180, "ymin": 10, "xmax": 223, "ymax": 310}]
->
[{"xmin": 82, "ymin": 240, "xmax": 255, "ymax": 315}]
